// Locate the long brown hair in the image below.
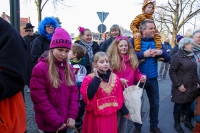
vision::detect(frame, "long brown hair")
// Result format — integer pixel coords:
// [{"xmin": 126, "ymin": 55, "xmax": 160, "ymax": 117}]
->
[
  {"xmin": 107, "ymin": 38, "xmax": 139, "ymax": 71},
  {"xmin": 48, "ymin": 50, "xmax": 74, "ymax": 88}
]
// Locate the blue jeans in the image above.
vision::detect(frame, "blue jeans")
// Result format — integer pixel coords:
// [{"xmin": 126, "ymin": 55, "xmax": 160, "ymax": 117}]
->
[
  {"xmin": 117, "ymin": 111, "xmax": 128, "ymax": 133},
  {"xmin": 135, "ymin": 78, "xmax": 159, "ymax": 129}
]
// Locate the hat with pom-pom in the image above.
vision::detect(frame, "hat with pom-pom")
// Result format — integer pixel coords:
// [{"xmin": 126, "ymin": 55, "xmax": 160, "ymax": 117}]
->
[
  {"xmin": 176, "ymin": 35, "xmax": 184, "ymax": 43},
  {"xmin": 50, "ymin": 27, "xmax": 72, "ymax": 49}
]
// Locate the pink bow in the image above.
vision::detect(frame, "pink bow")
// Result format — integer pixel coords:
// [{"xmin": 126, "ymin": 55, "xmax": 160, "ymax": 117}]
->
[
  {"xmin": 116, "ymin": 36, "xmax": 129, "ymax": 42},
  {"xmin": 78, "ymin": 26, "xmax": 85, "ymax": 33}
]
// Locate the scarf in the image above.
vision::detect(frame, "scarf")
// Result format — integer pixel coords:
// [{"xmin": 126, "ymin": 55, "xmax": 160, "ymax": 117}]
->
[
  {"xmin": 80, "ymin": 39, "xmax": 94, "ymax": 63},
  {"xmin": 183, "ymin": 48, "xmax": 194, "ymax": 57}
]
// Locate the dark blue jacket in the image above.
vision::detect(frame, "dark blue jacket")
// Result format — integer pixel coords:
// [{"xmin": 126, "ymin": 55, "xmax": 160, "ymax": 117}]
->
[
  {"xmin": 131, "ymin": 38, "xmax": 170, "ymax": 79},
  {"xmin": 162, "ymin": 42, "xmax": 172, "ymax": 53},
  {"xmin": 100, "ymin": 36, "xmax": 115, "ymax": 52}
]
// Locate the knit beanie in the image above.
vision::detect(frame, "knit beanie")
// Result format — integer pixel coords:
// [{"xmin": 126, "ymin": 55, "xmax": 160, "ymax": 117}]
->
[
  {"xmin": 50, "ymin": 28, "xmax": 72, "ymax": 49},
  {"xmin": 176, "ymin": 35, "xmax": 184, "ymax": 43},
  {"xmin": 142, "ymin": 0, "xmax": 155, "ymax": 14}
]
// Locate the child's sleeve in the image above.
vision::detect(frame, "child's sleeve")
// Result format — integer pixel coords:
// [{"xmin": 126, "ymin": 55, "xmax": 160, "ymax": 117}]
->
[
  {"xmin": 68, "ymin": 84, "xmax": 79, "ymax": 120},
  {"xmin": 130, "ymin": 14, "xmax": 144, "ymax": 33},
  {"xmin": 80, "ymin": 75, "xmax": 99, "ymax": 111},
  {"xmin": 134, "ymin": 68, "xmax": 144, "ymax": 82}
]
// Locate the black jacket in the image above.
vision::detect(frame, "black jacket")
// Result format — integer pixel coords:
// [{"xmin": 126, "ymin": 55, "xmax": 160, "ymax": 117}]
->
[
  {"xmin": 23, "ymin": 34, "xmax": 38, "ymax": 85},
  {"xmin": 0, "ymin": 18, "xmax": 27, "ymax": 101},
  {"xmin": 31, "ymin": 35, "xmax": 50, "ymax": 66},
  {"xmin": 100, "ymin": 36, "xmax": 115, "ymax": 52}
]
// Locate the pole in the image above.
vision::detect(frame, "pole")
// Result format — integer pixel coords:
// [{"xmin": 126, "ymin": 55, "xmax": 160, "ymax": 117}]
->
[
  {"xmin": 100, "ymin": 11, "xmax": 103, "ymax": 40},
  {"xmin": 9, "ymin": 0, "xmax": 20, "ymax": 33}
]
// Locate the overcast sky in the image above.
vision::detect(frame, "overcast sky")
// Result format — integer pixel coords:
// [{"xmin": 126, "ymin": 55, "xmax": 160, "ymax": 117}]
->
[{"xmin": 1, "ymin": 0, "xmax": 166, "ymax": 35}]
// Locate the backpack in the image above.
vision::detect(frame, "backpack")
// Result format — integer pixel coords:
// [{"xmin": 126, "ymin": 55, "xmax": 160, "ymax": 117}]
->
[{"xmin": 73, "ymin": 64, "xmax": 87, "ymax": 83}]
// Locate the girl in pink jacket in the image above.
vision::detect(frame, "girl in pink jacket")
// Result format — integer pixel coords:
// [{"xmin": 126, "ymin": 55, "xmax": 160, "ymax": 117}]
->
[
  {"xmin": 107, "ymin": 36, "xmax": 146, "ymax": 133},
  {"xmin": 30, "ymin": 28, "xmax": 79, "ymax": 133}
]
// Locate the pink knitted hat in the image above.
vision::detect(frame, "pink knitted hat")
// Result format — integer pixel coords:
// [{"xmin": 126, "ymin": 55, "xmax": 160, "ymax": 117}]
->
[{"xmin": 50, "ymin": 27, "xmax": 72, "ymax": 49}]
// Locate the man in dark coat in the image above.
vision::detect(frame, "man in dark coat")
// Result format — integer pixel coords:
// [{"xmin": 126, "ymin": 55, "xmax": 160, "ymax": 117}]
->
[{"xmin": 23, "ymin": 23, "xmax": 37, "ymax": 92}]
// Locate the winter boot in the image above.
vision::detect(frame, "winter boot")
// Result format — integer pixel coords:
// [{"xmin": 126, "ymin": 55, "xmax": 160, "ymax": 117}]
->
[
  {"xmin": 193, "ymin": 122, "xmax": 200, "ymax": 133},
  {"xmin": 184, "ymin": 115, "xmax": 194, "ymax": 130},
  {"xmin": 174, "ymin": 113, "xmax": 184, "ymax": 133}
]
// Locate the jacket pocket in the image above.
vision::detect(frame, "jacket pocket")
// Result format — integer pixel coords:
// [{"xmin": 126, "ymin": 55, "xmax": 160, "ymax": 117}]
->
[{"xmin": 0, "ymin": 114, "xmax": 8, "ymax": 130}]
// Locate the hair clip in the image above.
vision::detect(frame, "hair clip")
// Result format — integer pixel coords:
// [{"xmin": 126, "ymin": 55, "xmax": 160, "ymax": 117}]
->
[
  {"xmin": 116, "ymin": 36, "xmax": 129, "ymax": 42},
  {"xmin": 78, "ymin": 26, "xmax": 85, "ymax": 33}
]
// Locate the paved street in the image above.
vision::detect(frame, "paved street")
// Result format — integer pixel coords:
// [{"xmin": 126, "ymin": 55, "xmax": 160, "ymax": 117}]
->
[{"xmin": 25, "ymin": 62, "xmax": 194, "ymax": 133}]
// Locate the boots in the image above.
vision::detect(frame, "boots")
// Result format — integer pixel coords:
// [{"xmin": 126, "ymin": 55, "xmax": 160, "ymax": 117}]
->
[
  {"xmin": 174, "ymin": 113, "xmax": 184, "ymax": 133},
  {"xmin": 193, "ymin": 122, "xmax": 200, "ymax": 133},
  {"xmin": 184, "ymin": 115, "xmax": 194, "ymax": 130}
]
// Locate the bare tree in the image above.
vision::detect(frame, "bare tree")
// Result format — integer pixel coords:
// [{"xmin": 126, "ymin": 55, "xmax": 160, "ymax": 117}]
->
[
  {"xmin": 155, "ymin": 0, "xmax": 200, "ymax": 46},
  {"xmin": 25, "ymin": 0, "xmax": 67, "ymax": 25}
]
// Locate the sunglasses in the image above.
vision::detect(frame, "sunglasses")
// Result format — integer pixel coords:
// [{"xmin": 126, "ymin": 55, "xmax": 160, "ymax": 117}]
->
[
  {"xmin": 45, "ymin": 24, "xmax": 55, "ymax": 28},
  {"xmin": 25, "ymin": 30, "xmax": 32, "ymax": 32}
]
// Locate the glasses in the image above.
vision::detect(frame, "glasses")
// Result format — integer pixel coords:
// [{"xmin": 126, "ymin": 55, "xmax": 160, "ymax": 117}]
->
[
  {"xmin": 45, "ymin": 24, "xmax": 55, "ymax": 28},
  {"xmin": 25, "ymin": 30, "xmax": 32, "ymax": 32}
]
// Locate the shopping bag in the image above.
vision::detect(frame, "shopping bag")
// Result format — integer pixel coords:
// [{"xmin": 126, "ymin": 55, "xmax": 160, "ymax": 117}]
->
[{"xmin": 123, "ymin": 81, "xmax": 144, "ymax": 124}]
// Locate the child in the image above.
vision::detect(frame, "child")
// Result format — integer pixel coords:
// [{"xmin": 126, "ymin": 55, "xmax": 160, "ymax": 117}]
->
[
  {"xmin": 80, "ymin": 52, "xmax": 128, "ymax": 133},
  {"xmin": 68, "ymin": 43, "xmax": 88, "ymax": 131},
  {"xmin": 191, "ymin": 95, "xmax": 200, "ymax": 133},
  {"xmin": 107, "ymin": 36, "xmax": 146, "ymax": 133},
  {"xmin": 30, "ymin": 27, "xmax": 79, "ymax": 133},
  {"xmin": 130, "ymin": 0, "xmax": 162, "ymax": 59}
]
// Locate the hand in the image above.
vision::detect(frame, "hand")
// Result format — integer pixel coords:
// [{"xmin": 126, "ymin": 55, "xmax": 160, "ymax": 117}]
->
[
  {"xmin": 93, "ymin": 67, "xmax": 99, "ymax": 78},
  {"xmin": 124, "ymin": 113, "xmax": 130, "ymax": 119},
  {"xmin": 67, "ymin": 118, "xmax": 75, "ymax": 127},
  {"xmin": 140, "ymin": 75, "xmax": 146, "ymax": 83},
  {"xmin": 152, "ymin": 49, "xmax": 162, "ymax": 56},
  {"xmin": 58, "ymin": 123, "xmax": 67, "ymax": 131},
  {"xmin": 134, "ymin": 33, "xmax": 141, "ymax": 38},
  {"xmin": 120, "ymin": 78, "xmax": 128, "ymax": 86},
  {"xmin": 167, "ymin": 49, "xmax": 170, "ymax": 52},
  {"xmin": 178, "ymin": 84, "xmax": 186, "ymax": 92},
  {"xmin": 144, "ymin": 48, "xmax": 152, "ymax": 57}
]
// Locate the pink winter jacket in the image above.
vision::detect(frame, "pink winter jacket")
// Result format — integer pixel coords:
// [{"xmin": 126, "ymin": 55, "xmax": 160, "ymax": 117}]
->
[
  {"xmin": 113, "ymin": 55, "xmax": 144, "ymax": 89},
  {"xmin": 30, "ymin": 57, "xmax": 79, "ymax": 132}
]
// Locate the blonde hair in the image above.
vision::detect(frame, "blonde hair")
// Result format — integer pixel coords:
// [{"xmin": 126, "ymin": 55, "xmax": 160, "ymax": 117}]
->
[
  {"xmin": 93, "ymin": 52, "xmax": 108, "ymax": 63},
  {"xmin": 48, "ymin": 50, "xmax": 74, "ymax": 88},
  {"xmin": 107, "ymin": 38, "xmax": 139, "ymax": 71}
]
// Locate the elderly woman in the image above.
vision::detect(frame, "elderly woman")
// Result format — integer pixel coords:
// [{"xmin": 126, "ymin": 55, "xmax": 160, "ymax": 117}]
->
[{"xmin": 169, "ymin": 38, "xmax": 200, "ymax": 133}]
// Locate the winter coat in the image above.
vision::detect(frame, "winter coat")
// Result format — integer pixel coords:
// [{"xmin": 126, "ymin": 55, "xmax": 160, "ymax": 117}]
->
[
  {"xmin": 31, "ymin": 35, "xmax": 51, "ymax": 66},
  {"xmin": 100, "ymin": 36, "xmax": 115, "ymax": 52},
  {"xmin": 169, "ymin": 50, "xmax": 200, "ymax": 104},
  {"xmin": 30, "ymin": 54, "xmax": 79, "ymax": 132},
  {"xmin": 134, "ymin": 38, "xmax": 170, "ymax": 79},
  {"xmin": 74, "ymin": 40, "xmax": 100, "ymax": 74},
  {"xmin": 23, "ymin": 34, "xmax": 38, "ymax": 85},
  {"xmin": 113, "ymin": 55, "xmax": 143, "ymax": 87},
  {"xmin": 0, "ymin": 18, "xmax": 27, "ymax": 133}
]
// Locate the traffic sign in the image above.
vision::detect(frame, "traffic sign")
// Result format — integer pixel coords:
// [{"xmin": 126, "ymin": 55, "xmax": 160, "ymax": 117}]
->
[
  {"xmin": 97, "ymin": 12, "xmax": 109, "ymax": 23},
  {"xmin": 98, "ymin": 24, "xmax": 106, "ymax": 33}
]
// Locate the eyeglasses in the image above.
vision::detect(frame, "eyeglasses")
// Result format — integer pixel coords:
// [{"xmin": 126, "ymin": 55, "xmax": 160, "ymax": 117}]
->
[
  {"xmin": 25, "ymin": 30, "xmax": 32, "ymax": 32},
  {"xmin": 45, "ymin": 24, "xmax": 55, "ymax": 28}
]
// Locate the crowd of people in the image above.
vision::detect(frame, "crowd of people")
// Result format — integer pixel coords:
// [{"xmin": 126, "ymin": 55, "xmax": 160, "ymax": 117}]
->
[{"xmin": 1, "ymin": 0, "xmax": 200, "ymax": 133}]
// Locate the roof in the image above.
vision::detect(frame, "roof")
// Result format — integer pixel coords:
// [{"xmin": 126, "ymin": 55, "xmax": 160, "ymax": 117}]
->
[{"xmin": 1, "ymin": 12, "xmax": 29, "ymax": 37}]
